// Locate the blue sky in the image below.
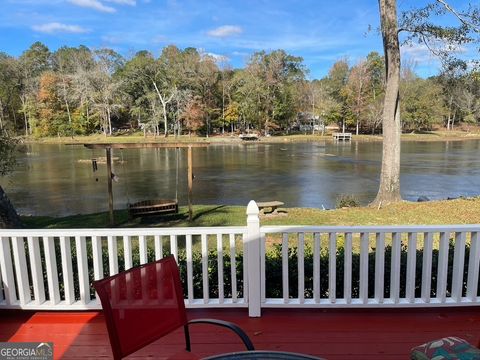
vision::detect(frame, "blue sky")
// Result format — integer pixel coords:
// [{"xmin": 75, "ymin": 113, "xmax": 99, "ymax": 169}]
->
[{"xmin": 0, "ymin": 0, "xmax": 473, "ymax": 79}]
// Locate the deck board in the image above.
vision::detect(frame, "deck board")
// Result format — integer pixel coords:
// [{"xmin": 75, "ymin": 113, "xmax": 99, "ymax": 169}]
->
[{"xmin": 1, "ymin": 308, "xmax": 480, "ymax": 359}]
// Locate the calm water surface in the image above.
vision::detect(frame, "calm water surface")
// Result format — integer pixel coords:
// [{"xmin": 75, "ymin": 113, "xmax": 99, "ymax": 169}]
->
[{"xmin": 3, "ymin": 140, "xmax": 480, "ymax": 216}]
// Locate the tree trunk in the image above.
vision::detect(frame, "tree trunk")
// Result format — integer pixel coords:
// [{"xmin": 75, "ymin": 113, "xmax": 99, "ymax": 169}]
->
[
  {"xmin": 162, "ymin": 101, "xmax": 168, "ymax": 137},
  {"xmin": 61, "ymin": 76, "xmax": 72, "ymax": 125},
  {"xmin": 446, "ymin": 106, "xmax": 451, "ymax": 130},
  {"xmin": 222, "ymin": 82, "xmax": 225, "ymax": 135},
  {"xmin": 356, "ymin": 83, "xmax": 363, "ymax": 135},
  {"xmin": 20, "ymin": 95, "xmax": 29, "ymax": 136},
  {"xmin": 175, "ymin": 99, "xmax": 179, "ymax": 138},
  {"xmin": 0, "ymin": 186, "xmax": 22, "ymax": 228},
  {"xmin": 24, "ymin": 112, "xmax": 28, "ymax": 136},
  {"xmin": 11, "ymin": 104, "xmax": 17, "ymax": 131},
  {"xmin": 207, "ymin": 113, "xmax": 211, "ymax": 138},
  {"xmin": 371, "ymin": 0, "xmax": 402, "ymax": 207},
  {"xmin": 106, "ymin": 106, "xmax": 112, "ymax": 135},
  {"xmin": 0, "ymin": 99, "xmax": 4, "ymax": 132},
  {"xmin": 102, "ymin": 109, "xmax": 108, "ymax": 137},
  {"xmin": 446, "ymin": 95, "xmax": 453, "ymax": 130},
  {"xmin": 152, "ymin": 81, "xmax": 174, "ymax": 138}
]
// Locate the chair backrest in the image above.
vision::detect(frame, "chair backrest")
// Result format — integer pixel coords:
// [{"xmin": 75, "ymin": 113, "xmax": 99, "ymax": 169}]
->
[{"xmin": 93, "ymin": 255, "xmax": 188, "ymax": 360}]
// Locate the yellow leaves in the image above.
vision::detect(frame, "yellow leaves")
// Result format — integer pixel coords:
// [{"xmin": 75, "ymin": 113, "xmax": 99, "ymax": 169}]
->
[{"xmin": 37, "ymin": 72, "xmax": 61, "ymax": 104}]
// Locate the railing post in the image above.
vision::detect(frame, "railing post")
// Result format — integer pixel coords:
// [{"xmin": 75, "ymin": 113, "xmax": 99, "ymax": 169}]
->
[
  {"xmin": 246, "ymin": 200, "xmax": 261, "ymax": 317},
  {"xmin": 0, "ymin": 237, "xmax": 16, "ymax": 305}
]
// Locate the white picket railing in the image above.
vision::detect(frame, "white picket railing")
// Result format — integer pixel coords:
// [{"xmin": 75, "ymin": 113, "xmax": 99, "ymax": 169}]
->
[
  {"xmin": 258, "ymin": 225, "xmax": 480, "ymax": 310},
  {"xmin": 1, "ymin": 201, "xmax": 480, "ymax": 317},
  {"xmin": 0, "ymin": 227, "xmax": 247, "ymax": 311}
]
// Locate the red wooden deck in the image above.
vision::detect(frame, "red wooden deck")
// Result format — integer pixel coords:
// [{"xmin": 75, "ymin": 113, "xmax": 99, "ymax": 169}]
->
[{"xmin": 1, "ymin": 307, "xmax": 480, "ymax": 359}]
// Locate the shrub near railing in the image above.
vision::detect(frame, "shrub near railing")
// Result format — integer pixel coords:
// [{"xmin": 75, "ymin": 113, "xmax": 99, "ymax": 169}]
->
[
  {"xmin": 44, "ymin": 239, "xmax": 160, "ymax": 301},
  {"xmin": 62, "ymin": 240, "xmax": 246, "ymax": 300},
  {"xmin": 264, "ymin": 241, "xmax": 471, "ymax": 300},
  {"xmin": 49, "ymin": 239, "xmax": 471, "ymax": 303}
]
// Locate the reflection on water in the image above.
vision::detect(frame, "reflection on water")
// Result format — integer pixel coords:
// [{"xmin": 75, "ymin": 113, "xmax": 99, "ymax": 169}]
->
[{"xmin": 3, "ymin": 140, "xmax": 480, "ymax": 216}]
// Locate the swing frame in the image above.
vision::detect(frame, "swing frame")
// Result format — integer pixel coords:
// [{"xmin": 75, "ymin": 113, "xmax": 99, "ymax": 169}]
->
[{"xmin": 83, "ymin": 142, "xmax": 209, "ymax": 225}]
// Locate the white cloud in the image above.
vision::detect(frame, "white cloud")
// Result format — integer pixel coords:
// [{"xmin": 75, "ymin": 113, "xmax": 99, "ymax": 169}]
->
[
  {"xmin": 401, "ymin": 43, "xmax": 435, "ymax": 64},
  {"xmin": 207, "ymin": 25, "xmax": 243, "ymax": 38},
  {"xmin": 206, "ymin": 52, "xmax": 229, "ymax": 63},
  {"xmin": 105, "ymin": 0, "xmax": 136, "ymax": 5},
  {"xmin": 401, "ymin": 42, "xmax": 467, "ymax": 65},
  {"xmin": 32, "ymin": 22, "xmax": 90, "ymax": 34},
  {"xmin": 68, "ymin": 0, "xmax": 116, "ymax": 13}
]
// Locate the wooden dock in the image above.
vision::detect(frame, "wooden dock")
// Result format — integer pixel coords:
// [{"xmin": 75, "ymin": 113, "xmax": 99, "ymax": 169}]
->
[
  {"xmin": 239, "ymin": 134, "xmax": 259, "ymax": 141},
  {"xmin": 333, "ymin": 132, "xmax": 352, "ymax": 141}
]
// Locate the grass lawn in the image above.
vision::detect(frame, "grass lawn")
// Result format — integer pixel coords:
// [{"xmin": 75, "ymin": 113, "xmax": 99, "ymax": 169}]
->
[{"xmin": 21, "ymin": 197, "xmax": 480, "ymax": 229}]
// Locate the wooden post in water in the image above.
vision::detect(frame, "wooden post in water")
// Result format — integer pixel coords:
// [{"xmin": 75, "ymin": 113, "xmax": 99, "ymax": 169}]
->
[
  {"xmin": 106, "ymin": 147, "xmax": 114, "ymax": 226},
  {"xmin": 188, "ymin": 146, "xmax": 193, "ymax": 221}
]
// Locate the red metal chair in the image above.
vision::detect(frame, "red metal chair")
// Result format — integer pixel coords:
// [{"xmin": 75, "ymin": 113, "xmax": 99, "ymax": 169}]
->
[{"xmin": 93, "ymin": 255, "xmax": 254, "ymax": 360}]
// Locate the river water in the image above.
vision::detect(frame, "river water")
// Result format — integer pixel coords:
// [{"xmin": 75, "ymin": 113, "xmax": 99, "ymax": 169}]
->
[{"xmin": 3, "ymin": 140, "xmax": 480, "ymax": 216}]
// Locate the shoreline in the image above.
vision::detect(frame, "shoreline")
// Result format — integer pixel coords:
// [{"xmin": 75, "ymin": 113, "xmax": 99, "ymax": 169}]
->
[{"xmin": 17, "ymin": 129, "xmax": 480, "ymax": 146}]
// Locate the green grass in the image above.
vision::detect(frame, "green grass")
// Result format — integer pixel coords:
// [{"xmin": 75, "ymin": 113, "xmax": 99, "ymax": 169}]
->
[
  {"xmin": 22, "ymin": 205, "xmax": 247, "ymax": 228},
  {"xmin": 263, "ymin": 197, "xmax": 480, "ymax": 226},
  {"xmin": 21, "ymin": 197, "xmax": 480, "ymax": 229}
]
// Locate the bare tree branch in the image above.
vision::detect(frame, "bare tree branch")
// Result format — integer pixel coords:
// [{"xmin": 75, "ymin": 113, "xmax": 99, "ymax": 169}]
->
[
  {"xmin": 420, "ymin": 33, "xmax": 442, "ymax": 56},
  {"xmin": 436, "ymin": 0, "xmax": 480, "ymax": 33}
]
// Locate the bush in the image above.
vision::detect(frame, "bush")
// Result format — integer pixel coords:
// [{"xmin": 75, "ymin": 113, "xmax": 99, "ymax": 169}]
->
[
  {"xmin": 336, "ymin": 194, "xmax": 360, "ymax": 208},
  {"xmin": 35, "ymin": 237, "xmax": 469, "ymax": 302}
]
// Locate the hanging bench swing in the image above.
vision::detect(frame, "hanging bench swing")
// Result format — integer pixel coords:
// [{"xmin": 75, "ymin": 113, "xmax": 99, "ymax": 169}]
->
[
  {"xmin": 128, "ymin": 199, "xmax": 178, "ymax": 217},
  {"xmin": 124, "ymin": 147, "xmax": 180, "ymax": 218}
]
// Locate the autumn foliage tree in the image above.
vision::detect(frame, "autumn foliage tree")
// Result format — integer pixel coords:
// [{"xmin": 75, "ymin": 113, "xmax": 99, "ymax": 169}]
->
[
  {"xmin": 181, "ymin": 96, "xmax": 205, "ymax": 135},
  {"xmin": 36, "ymin": 72, "xmax": 70, "ymax": 136},
  {"xmin": 224, "ymin": 101, "xmax": 240, "ymax": 133}
]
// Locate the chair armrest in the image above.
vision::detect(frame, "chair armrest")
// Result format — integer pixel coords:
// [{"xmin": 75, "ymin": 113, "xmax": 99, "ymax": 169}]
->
[{"xmin": 185, "ymin": 318, "xmax": 255, "ymax": 351}]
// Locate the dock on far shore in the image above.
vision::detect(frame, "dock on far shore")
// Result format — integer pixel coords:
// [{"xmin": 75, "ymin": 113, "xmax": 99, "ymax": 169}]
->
[
  {"xmin": 239, "ymin": 133, "xmax": 259, "ymax": 141},
  {"xmin": 333, "ymin": 132, "xmax": 352, "ymax": 141}
]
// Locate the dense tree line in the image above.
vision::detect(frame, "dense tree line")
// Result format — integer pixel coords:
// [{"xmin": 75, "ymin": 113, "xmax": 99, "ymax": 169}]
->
[
  {"xmin": 310, "ymin": 54, "xmax": 480, "ymax": 135},
  {"xmin": 0, "ymin": 42, "xmax": 479, "ymax": 138}
]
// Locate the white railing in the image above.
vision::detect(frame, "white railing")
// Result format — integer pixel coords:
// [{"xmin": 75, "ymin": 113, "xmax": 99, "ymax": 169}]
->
[
  {"xmin": 1, "ymin": 201, "xmax": 480, "ymax": 317},
  {"xmin": 0, "ymin": 227, "xmax": 247, "ymax": 311},
  {"xmin": 258, "ymin": 225, "xmax": 480, "ymax": 310}
]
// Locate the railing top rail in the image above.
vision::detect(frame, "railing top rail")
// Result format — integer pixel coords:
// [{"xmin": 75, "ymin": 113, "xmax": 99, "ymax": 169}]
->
[
  {"xmin": 0, "ymin": 226, "xmax": 247, "ymax": 237},
  {"xmin": 261, "ymin": 224, "xmax": 480, "ymax": 234},
  {"xmin": 2, "ymin": 224, "xmax": 480, "ymax": 237}
]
